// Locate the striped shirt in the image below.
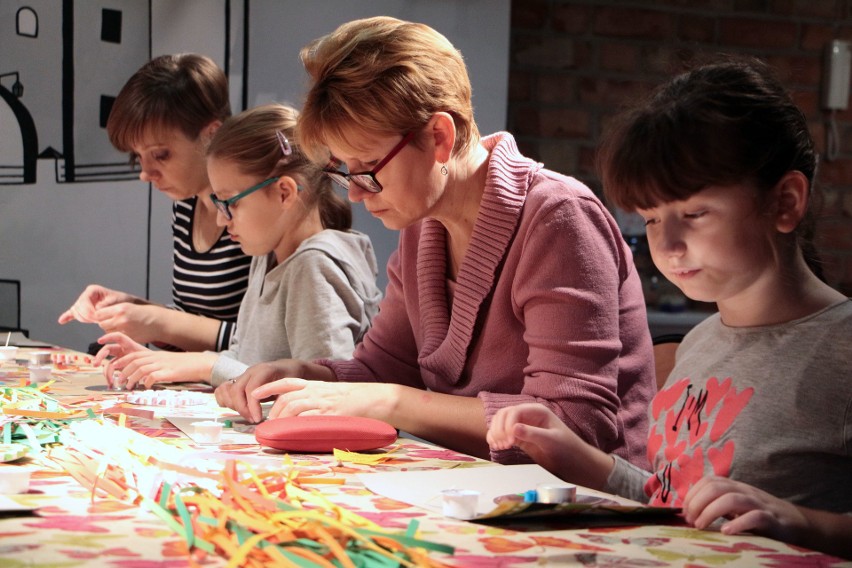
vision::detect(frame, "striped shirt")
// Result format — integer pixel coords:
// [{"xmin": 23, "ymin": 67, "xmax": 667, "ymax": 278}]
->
[{"xmin": 171, "ymin": 197, "xmax": 251, "ymax": 350}]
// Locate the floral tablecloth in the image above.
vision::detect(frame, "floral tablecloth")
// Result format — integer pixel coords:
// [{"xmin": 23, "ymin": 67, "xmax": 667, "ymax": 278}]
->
[{"xmin": 0, "ymin": 348, "xmax": 849, "ymax": 567}]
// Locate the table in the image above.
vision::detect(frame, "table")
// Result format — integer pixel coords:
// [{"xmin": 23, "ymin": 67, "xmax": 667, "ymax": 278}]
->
[{"xmin": 1, "ymin": 346, "xmax": 849, "ymax": 567}]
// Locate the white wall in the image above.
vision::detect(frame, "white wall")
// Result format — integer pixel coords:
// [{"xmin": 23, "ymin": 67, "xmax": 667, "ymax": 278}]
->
[{"xmin": 0, "ymin": 0, "xmax": 509, "ymax": 351}]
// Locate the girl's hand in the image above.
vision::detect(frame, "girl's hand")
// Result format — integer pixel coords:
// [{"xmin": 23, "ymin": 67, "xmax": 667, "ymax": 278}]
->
[
  {"xmin": 487, "ymin": 403, "xmax": 614, "ymax": 489},
  {"xmin": 252, "ymin": 379, "xmax": 392, "ymax": 421},
  {"xmin": 58, "ymin": 285, "xmax": 138, "ymax": 324},
  {"xmin": 683, "ymin": 476, "xmax": 807, "ymax": 543},
  {"xmin": 214, "ymin": 361, "xmax": 335, "ymax": 423},
  {"xmin": 93, "ymin": 332, "xmax": 147, "ymax": 386},
  {"xmin": 94, "ymin": 332, "xmax": 212, "ymax": 389}
]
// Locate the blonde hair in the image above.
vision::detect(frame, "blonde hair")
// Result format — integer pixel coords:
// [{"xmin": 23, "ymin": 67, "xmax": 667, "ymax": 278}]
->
[
  {"xmin": 298, "ymin": 16, "xmax": 479, "ymax": 163},
  {"xmin": 107, "ymin": 53, "xmax": 230, "ymax": 152},
  {"xmin": 207, "ymin": 104, "xmax": 351, "ymax": 231}
]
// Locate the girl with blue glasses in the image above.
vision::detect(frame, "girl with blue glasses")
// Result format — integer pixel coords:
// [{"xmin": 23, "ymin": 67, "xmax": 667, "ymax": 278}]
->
[{"xmin": 94, "ymin": 104, "xmax": 382, "ymax": 389}]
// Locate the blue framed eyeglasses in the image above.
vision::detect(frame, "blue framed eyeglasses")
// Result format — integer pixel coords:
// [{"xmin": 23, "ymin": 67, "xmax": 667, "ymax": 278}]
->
[
  {"xmin": 322, "ymin": 131, "xmax": 415, "ymax": 193},
  {"xmin": 210, "ymin": 176, "xmax": 279, "ymax": 220}
]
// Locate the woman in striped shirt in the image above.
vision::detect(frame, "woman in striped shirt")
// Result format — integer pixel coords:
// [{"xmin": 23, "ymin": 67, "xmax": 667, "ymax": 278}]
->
[{"xmin": 58, "ymin": 53, "xmax": 250, "ymax": 352}]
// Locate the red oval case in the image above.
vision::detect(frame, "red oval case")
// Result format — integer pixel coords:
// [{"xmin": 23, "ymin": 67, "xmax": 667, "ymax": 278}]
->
[{"xmin": 254, "ymin": 415, "xmax": 398, "ymax": 453}]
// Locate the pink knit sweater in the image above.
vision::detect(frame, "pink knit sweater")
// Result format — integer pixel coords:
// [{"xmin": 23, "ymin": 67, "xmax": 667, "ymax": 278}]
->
[{"xmin": 323, "ymin": 132, "xmax": 655, "ymax": 465}]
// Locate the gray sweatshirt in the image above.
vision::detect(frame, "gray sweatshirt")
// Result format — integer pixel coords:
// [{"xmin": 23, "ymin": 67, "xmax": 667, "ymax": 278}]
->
[{"xmin": 209, "ymin": 230, "xmax": 382, "ymax": 386}]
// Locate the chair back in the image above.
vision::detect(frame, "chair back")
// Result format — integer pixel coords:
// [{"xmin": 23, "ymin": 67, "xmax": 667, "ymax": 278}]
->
[
  {"xmin": 0, "ymin": 279, "xmax": 27, "ymax": 337},
  {"xmin": 652, "ymin": 334, "xmax": 684, "ymax": 391}
]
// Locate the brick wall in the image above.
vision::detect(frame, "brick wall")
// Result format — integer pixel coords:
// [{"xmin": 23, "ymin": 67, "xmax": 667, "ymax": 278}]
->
[{"xmin": 508, "ymin": 0, "xmax": 852, "ymax": 295}]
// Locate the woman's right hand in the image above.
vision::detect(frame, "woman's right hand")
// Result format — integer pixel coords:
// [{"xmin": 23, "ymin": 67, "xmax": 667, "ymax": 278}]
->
[
  {"xmin": 215, "ymin": 360, "xmax": 334, "ymax": 423},
  {"xmin": 93, "ymin": 303, "xmax": 166, "ymax": 344},
  {"xmin": 58, "ymin": 285, "xmax": 139, "ymax": 325}
]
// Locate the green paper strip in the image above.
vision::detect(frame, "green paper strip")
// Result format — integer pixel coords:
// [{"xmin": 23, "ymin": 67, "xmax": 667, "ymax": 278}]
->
[
  {"xmin": 141, "ymin": 497, "xmax": 214, "ymax": 554},
  {"xmin": 291, "ymin": 537, "xmax": 327, "ymax": 553},
  {"xmin": 350, "ymin": 548, "xmax": 405, "ymax": 568},
  {"xmin": 274, "ymin": 500, "xmax": 300, "ymax": 512},
  {"xmin": 227, "ymin": 520, "xmax": 254, "ymax": 547},
  {"xmin": 269, "ymin": 543, "xmax": 334, "ymax": 567},
  {"xmin": 405, "ymin": 518, "xmax": 419, "ymax": 539},
  {"xmin": 173, "ymin": 492, "xmax": 195, "ymax": 549},
  {"xmin": 17, "ymin": 422, "xmax": 42, "ymax": 454},
  {"xmin": 142, "ymin": 497, "xmax": 189, "ymax": 537},
  {"xmin": 356, "ymin": 527, "xmax": 455, "ymax": 555},
  {"xmin": 159, "ymin": 482, "xmax": 172, "ymax": 510}
]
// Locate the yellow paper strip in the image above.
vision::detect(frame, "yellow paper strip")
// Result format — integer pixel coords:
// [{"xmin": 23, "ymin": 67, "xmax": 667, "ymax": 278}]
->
[
  {"xmin": 333, "ymin": 446, "xmax": 398, "ymax": 465},
  {"xmin": 1, "ymin": 408, "xmax": 88, "ymax": 419}
]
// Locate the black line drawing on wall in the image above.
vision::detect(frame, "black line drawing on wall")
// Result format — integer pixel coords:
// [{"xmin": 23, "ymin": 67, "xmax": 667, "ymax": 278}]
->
[{"xmin": 0, "ymin": 0, "xmax": 233, "ymax": 186}]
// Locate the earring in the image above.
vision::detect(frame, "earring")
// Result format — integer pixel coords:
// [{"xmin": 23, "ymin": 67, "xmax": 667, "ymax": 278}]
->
[{"xmin": 440, "ymin": 163, "xmax": 448, "ymax": 176}]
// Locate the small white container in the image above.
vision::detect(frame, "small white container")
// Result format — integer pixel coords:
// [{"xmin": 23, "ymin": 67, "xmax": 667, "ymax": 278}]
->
[
  {"xmin": 535, "ymin": 483, "xmax": 577, "ymax": 504},
  {"xmin": 29, "ymin": 365, "xmax": 52, "ymax": 382},
  {"xmin": 0, "ymin": 346, "xmax": 18, "ymax": 362},
  {"xmin": 28, "ymin": 351, "xmax": 52, "ymax": 366},
  {"xmin": 0, "ymin": 467, "xmax": 34, "ymax": 494},
  {"xmin": 441, "ymin": 489, "xmax": 480, "ymax": 520},
  {"xmin": 192, "ymin": 421, "xmax": 223, "ymax": 444}
]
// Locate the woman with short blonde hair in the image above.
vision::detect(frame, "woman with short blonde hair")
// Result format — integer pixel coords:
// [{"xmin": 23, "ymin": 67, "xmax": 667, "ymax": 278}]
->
[{"xmin": 217, "ymin": 17, "xmax": 656, "ymax": 465}]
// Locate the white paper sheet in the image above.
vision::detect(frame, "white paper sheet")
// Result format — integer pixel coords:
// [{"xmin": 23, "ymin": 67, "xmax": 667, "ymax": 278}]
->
[{"xmin": 358, "ymin": 463, "xmax": 574, "ymax": 517}]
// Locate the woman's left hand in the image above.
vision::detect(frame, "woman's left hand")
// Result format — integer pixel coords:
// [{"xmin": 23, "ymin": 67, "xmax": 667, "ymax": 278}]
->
[{"xmin": 252, "ymin": 378, "xmax": 393, "ymax": 420}]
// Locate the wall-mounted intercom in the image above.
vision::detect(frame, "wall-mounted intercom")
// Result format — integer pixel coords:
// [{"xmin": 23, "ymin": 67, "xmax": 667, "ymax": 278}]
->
[{"xmin": 822, "ymin": 39, "xmax": 851, "ymax": 111}]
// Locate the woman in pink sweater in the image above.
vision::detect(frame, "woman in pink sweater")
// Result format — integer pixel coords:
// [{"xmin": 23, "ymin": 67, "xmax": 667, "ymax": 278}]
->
[{"xmin": 215, "ymin": 16, "xmax": 655, "ymax": 464}]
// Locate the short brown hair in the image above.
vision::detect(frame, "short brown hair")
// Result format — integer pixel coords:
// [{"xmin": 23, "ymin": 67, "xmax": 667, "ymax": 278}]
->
[
  {"xmin": 106, "ymin": 53, "xmax": 231, "ymax": 152},
  {"xmin": 298, "ymin": 16, "xmax": 479, "ymax": 163},
  {"xmin": 207, "ymin": 104, "xmax": 351, "ymax": 231}
]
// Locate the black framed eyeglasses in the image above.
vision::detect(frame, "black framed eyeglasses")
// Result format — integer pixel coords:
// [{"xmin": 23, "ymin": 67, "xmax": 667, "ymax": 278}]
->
[
  {"xmin": 210, "ymin": 176, "xmax": 279, "ymax": 220},
  {"xmin": 323, "ymin": 131, "xmax": 415, "ymax": 193}
]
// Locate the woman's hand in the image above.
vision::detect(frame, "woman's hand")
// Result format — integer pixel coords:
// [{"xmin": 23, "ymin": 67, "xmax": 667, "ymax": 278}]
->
[
  {"xmin": 58, "ymin": 285, "xmax": 140, "ymax": 324},
  {"xmin": 93, "ymin": 303, "xmax": 167, "ymax": 344},
  {"xmin": 214, "ymin": 360, "xmax": 335, "ymax": 423},
  {"xmin": 487, "ymin": 403, "xmax": 614, "ymax": 489},
  {"xmin": 94, "ymin": 332, "xmax": 213, "ymax": 389},
  {"xmin": 253, "ymin": 378, "xmax": 393, "ymax": 421},
  {"xmin": 683, "ymin": 476, "xmax": 807, "ymax": 543}
]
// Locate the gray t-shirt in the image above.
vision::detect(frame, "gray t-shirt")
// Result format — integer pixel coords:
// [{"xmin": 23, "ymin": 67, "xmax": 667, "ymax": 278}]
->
[
  {"xmin": 209, "ymin": 229, "xmax": 382, "ymax": 386},
  {"xmin": 606, "ymin": 299, "xmax": 852, "ymax": 513}
]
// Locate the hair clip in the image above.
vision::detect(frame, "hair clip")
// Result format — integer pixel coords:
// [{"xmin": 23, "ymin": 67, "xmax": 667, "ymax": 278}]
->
[{"xmin": 276, "ymin": 131, "xmax": 292, "ymax": 156}]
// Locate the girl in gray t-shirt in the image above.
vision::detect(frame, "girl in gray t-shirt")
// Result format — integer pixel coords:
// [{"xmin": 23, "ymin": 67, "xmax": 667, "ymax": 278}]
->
[{"xmin": 487, "ymin": 59, "xmax": 852, "ymax": 559}]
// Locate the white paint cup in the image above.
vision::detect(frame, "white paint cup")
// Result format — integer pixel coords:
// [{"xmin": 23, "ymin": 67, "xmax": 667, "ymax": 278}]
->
[
  {"xmin": 535, "ymin": 483, "xmax": 577, "ymax": 504},
  {"xmin": 441, "ymin": 489, "xmax": 480, "ymax": 520},
  {"xmin": 28, "ymin": 351, "xmax": 52, "ymax": 366},
  {"xmin": 28, "ymin": 365, "xmax": 52, "ymax": 383},
  {"xmin": 0, "ymin": 467, "xmax": 34, "ymax": 494},
  {"xmin": 192, "ymin": 421, "xmax": 224, "ymax": 444},
  {"xmin": 0, "ymin": 346, "xmax": 18, "ymax": 362}
]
